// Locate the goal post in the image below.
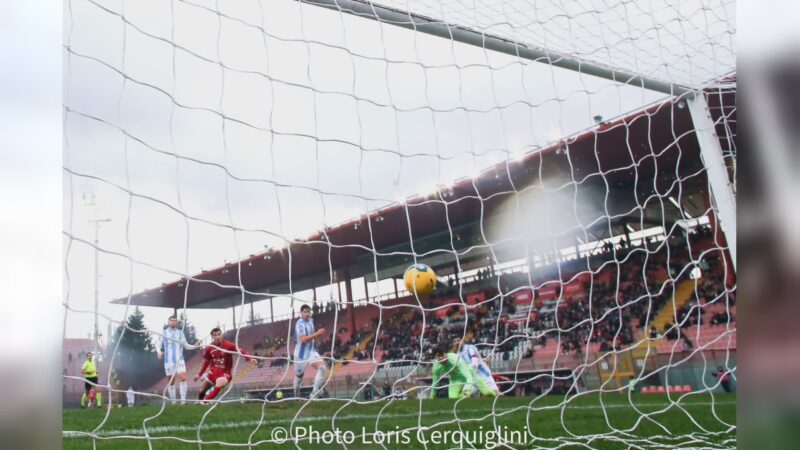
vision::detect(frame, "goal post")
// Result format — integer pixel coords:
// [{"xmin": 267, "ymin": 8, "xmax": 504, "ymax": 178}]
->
[
  {"xmin": 297, "ymin": 0, "xmax": 692, "ymax": 96},
  {"xmin": 297, "ymin": 0, "xmax": 735, "ymax": 267},
  {"xmin": 687, "ymin": 93, "xmax": 737, "ymax": 270}
]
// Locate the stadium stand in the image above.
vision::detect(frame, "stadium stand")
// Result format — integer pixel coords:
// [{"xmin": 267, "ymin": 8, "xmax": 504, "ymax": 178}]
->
[{"xmin": 130, "ymin": 228, "xmax": 734, "ymax": 399}]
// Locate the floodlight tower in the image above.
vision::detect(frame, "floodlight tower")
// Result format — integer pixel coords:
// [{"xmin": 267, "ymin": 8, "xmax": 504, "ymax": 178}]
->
[{"xmin": 84, "ymin": 192, "xmax": 111, "ymax": 358}]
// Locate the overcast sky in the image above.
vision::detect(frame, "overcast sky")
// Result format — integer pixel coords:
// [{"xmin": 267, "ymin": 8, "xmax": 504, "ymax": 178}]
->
[{"xmin": 59, "ymin": 0, "xmax": 735, "ymax": 342}]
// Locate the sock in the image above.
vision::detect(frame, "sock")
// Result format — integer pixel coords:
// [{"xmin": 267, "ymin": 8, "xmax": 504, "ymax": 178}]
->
[
  {"xmin": 204, "ymin": 386, "xmax": 221, "ymax": 401},
  {"xmin": 311, "ymin": 366, "xmax": 326, "ymax": 398},
  {"xmin": 293, "ymin": 376, "xmax": 302, "ymax": 398},
  {"xmin": 198, "ymin": 389, "xmax": 206, "ymax": 400},
  {"xmin": 168, "ymin": 385, "xmax": 176, "ymax": 401},
  {"xmin": 179, "ymin": 382, "xmax": 187, "ymax": 401}
]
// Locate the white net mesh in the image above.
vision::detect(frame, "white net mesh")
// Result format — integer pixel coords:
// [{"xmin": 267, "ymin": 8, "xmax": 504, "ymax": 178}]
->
[
  {"xmin": 371, "ymin": 0, "xmax": 736, "ymax": 87},
  {"xmin": 63, "ymin": 0, "xmax": 736, "ymax": 448}
]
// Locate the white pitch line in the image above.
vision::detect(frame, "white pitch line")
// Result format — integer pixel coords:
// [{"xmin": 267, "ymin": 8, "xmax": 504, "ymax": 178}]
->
[{"xmin": 64, "ymin": 401, "xmax": 735, "ymax": 439}]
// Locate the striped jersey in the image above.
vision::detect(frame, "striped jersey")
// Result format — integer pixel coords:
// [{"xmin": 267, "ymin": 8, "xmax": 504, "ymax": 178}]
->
[
  {"xmin": 159, "ymin": 327, "xmax": 188, "ymax": 364},
  {"xmin": 458, "ymin": 344, "xmax": 492, "ymax": 378},
  {"xmin": 294, "ymin": 317, "xmax": 316, "ymax": 360}
]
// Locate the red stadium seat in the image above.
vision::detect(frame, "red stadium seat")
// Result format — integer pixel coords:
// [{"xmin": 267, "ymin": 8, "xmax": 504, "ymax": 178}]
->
[
  {"xmin": 683, "ymin": 385, "xmax": 692, "ymax": 393},
  {"xmin": 656, "ymin": 385, "xmax": 666, "ymax": 393}
]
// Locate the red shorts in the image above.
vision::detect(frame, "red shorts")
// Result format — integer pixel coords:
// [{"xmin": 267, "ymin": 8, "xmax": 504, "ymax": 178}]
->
[{"xmin": 207, "ymin": 370, "xmax": 231, "ymax": 384}]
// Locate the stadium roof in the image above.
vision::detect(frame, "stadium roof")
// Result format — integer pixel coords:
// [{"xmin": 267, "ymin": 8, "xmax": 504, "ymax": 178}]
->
[{"xmin": 114, "ymin": 87, "xmax": 735, "ymax": 310}]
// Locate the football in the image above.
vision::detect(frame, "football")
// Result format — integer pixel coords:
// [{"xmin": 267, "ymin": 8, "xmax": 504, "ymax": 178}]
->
[{"xmin": 403, "ymin": 263, "xmax": 437, "ymax": 297}]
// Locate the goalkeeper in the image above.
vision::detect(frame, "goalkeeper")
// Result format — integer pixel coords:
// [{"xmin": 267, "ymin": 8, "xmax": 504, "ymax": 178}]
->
[{"xmin": 430, "ymin": 346, "xmax": 496, "ymax": 399}]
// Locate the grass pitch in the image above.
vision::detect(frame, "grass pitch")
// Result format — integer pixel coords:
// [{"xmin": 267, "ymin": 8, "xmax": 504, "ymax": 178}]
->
[{"xmin": 64, "ymin": 393, "xmax": 735, "ymax": 449}]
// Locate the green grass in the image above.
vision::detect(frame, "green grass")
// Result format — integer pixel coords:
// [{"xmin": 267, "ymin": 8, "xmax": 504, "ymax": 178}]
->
[{"xmin": 64, "ymin": 393, "xmax": 736, "ymax": 449}]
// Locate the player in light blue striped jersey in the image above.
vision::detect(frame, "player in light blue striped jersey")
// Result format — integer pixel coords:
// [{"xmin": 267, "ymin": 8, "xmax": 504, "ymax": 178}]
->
[
  {"xmin": 293, "ymin": 304, "xmax": 327, "ymax": 398},
  {"xmin": 157, "ymin": 315, "xmax": 195, "ymax": 404},
  {"xmin": 452, "ymin": 337, "xmax": 502, "ymax": 396}
]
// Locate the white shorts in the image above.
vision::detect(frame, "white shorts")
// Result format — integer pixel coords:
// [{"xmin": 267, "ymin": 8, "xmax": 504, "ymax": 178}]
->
[
  {"xmin": 294, "ymin": 350, "xmax": 322, "ymax": 377},
  {"xmin": 475, "ymin": 367, "xmax": 498, "ymax": 391},
  {"xmin": 164, "ymin": 360, "xmax": 186, "ymax": 377}
]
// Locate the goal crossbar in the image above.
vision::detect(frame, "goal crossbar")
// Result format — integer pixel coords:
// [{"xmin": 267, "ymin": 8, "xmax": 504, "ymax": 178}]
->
[{"xmin": 298, "ymin": 0, "xmax": 692, "ymax": 96}]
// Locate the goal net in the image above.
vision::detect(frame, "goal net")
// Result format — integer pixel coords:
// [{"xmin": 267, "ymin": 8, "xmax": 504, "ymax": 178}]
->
[{"xmin": 63, "ymin": 0, "xmax": 736, "ymax": 448}]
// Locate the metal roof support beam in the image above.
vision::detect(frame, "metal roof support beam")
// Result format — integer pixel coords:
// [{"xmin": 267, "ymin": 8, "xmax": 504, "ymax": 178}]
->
[
  {"xmin": 298, "ymin": 0, "xmax": 690, "ymax": 96},
  {"xmin": 344, "ymin": 269, "xmax": 356, "ymax": 340}
]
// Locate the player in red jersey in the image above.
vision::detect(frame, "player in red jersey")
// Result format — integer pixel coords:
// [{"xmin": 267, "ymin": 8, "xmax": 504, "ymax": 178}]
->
[
  {"xmin": 492, "ymin": 373, "xmax": 512, "ymax": 392},
  {"xmin": 193, "ymin": 327, "xmax": 256, "ymax": 402}
]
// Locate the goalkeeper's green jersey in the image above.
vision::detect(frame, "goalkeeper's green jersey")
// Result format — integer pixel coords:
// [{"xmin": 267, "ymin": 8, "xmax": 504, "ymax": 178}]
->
[{"xmin": 431, "ymin": 352, "xmax": 474, "ymax": 390}]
